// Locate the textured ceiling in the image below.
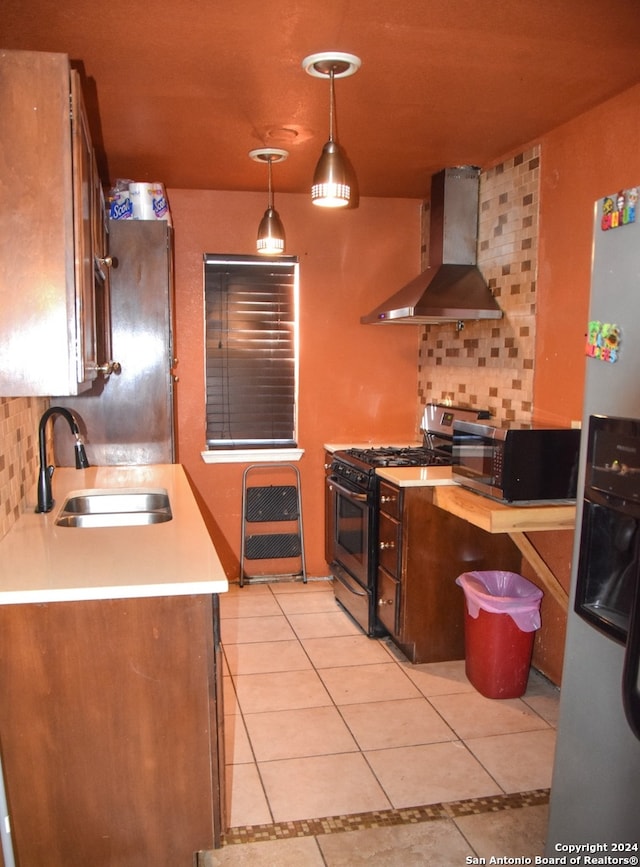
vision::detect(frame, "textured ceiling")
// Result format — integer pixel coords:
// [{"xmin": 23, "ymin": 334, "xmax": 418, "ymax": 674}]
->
[{"xmin": 3, "ymin": 0, "xmax": 640, "ymax": 199}]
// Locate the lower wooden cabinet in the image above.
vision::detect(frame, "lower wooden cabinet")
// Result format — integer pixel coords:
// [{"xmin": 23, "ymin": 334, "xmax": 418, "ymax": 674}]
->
[
  {"xmin": 0, "ymin": 594, "xmax": 225, "ymax": 866},
  {"xmin": 376, "ymin": 481, "xmax": 522, "ymax": 663}
]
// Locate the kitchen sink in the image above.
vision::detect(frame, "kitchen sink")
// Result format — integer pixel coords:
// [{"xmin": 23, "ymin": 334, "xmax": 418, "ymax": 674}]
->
[{"xmin": 55, "ymin": 488, "xmax": 172, "ymax": 528}]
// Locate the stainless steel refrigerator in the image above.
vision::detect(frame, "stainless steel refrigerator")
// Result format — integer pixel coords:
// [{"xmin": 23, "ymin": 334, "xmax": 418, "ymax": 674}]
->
[
  {"xmin": 546, "ymin": 187, "xmax": 640, "ymax": 846},
  {"xmin": 54, "ymin": 220, "xmax": 176, "ymax": 465}
]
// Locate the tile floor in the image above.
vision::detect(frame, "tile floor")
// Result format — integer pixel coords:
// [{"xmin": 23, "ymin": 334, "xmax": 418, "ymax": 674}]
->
[{"xmin": 205, "ymin": 579, "xmax": 558, "ymax": 865}]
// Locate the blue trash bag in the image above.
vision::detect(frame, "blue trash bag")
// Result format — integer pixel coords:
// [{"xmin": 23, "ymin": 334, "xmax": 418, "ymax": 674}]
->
[{"xmin": 455, "ymin": 570, "xmax": 543, "ymax": 632}]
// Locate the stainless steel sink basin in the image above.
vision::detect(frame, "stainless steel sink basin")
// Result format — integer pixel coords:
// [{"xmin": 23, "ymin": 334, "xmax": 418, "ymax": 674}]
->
[{"xmin": 55, "ymin": 488, "xmax": 172, "ymax": 528}]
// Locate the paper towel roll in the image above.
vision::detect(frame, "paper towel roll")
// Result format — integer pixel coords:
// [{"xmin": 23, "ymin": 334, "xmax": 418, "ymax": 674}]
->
[{"xmin": 129, "ymin": 182, "xmax": 156, "ymax": 220}]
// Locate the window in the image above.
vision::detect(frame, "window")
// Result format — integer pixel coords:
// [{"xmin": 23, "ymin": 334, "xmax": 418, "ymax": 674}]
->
[{"xmin": 204, "ymin": 254, "xmax": 299, "ymax": 450}]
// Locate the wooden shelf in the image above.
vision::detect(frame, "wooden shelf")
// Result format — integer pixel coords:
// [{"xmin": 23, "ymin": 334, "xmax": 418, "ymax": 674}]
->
[
  {"xmin": 434, "ymin": 485, "xmax": 575, "ymax": 611},
  {"xmin": 433, "ymin": 485, "xmax": 576, "ymax": 534}
]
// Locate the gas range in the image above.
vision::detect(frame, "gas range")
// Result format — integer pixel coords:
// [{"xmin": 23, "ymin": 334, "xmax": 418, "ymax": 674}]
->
[
  {"xmin": 331, "ymin": 403, "xmax": 491, "ymax": 491},
  {"xmin": 343, "ymin": 446, "xmax": 450, "ymax": 468},
  {"xmin": 331, "ymin": 446, "xmax": 448, "ymax": 492},
  {"xmin": 327, "ymin": 403, "xmax": 492, "ymax": 638}
]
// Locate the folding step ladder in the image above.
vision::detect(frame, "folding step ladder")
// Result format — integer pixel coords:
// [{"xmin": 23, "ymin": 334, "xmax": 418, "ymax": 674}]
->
[{"xmin": 240, "ymin": 463, "xmax": 307, "ymax": 586}]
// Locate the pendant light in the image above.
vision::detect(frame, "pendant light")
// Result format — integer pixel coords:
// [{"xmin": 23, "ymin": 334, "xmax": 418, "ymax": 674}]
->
[
  {"xmin": 249, "ymin": 147, "xmax": 288, "ymax": 254},
  {"xmin": 302, "ymin": 51, "xmax": 361, "ymax": 208}
]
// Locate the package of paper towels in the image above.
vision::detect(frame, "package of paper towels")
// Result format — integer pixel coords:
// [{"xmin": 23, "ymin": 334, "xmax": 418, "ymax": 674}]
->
[{"xmin": 109, "ymin": 180, "xmax": 171, "ymax": 224}]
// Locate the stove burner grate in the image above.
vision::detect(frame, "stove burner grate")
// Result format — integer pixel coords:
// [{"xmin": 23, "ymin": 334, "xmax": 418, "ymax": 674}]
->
[{"xmin": 345, "ymin": 446, "xmax": 451, "ymax": 468}]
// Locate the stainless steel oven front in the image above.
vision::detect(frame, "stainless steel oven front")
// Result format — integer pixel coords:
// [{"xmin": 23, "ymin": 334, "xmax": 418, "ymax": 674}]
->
[{"xmin": 326, "ymin": 473, "xmax": 381, "ymax": 636}]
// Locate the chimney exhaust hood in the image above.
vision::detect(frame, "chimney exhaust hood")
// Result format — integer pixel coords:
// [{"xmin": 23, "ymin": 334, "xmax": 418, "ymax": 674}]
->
[{"xmin": 361, "ymin": 166, "xmax": 503, "ymax": 325}]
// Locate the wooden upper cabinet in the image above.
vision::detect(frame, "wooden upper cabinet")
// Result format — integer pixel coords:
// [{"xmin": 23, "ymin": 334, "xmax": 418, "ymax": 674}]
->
[{"xmin": 0, "ymin": 49, "xmax": 110, "ymax": 396}]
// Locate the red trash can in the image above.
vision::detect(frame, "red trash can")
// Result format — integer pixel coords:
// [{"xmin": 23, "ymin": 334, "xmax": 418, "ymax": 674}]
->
[{"xmin": 455, "ymin": 571, "xmax": 543, "ymax": 699}]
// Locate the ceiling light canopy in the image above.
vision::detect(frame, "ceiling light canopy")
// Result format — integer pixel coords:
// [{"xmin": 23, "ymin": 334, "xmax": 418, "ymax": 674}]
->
[
  {"xmin": 302, "ymin": 51, "xmax": 361, "ymax": 208},
  {"xmin": 249, "ymin": 147, "xmax": 288, "ymax": 255}
]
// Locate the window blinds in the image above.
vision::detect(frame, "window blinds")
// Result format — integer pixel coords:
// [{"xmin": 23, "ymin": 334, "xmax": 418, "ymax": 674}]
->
[{"xmin": 204, "ymin": 255, "xmax": 298, "ymax": 448}]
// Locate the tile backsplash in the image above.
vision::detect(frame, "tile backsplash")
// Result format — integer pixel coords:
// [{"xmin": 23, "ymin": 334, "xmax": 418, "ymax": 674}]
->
[
  {"xmin": 418, "ymin": 147, "xmax": 540, "ymax": 425},
  {"xmin": 0, "ymin": 397, "xmax": 48, "ymax": 540}
]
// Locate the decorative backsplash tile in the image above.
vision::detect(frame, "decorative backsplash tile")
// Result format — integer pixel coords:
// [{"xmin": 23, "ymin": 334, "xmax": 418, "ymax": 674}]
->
[
  {"xmin": 418, "ymin": 147, "xmax": 540, "ymax": 425},
  {"xmin": 0, "ymin": 397, "xmax": 48, "ymax": 541}
]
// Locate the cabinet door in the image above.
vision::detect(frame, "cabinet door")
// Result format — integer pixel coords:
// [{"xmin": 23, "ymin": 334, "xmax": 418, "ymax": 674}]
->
[
  {"xmin": 377, "ymin": 567, "xmax": 400, "ymax": 635},
  {"xmin": 378, "ymin": 509, "xmax": 401, "ymax": 576},
  {"xmin": 0, "ymin": 50, "xmax": 105, "ymax": 396},
  {"xmin": 379, "ymin": 481, "xmax": 401, "ymax": 520},
  {"xmin": 70, "ymin": 69, "xmax": 98, "ymax": 386},
  {"xmin": 0, "ymin": 596, "xmax": 224, "ymax": 865}
]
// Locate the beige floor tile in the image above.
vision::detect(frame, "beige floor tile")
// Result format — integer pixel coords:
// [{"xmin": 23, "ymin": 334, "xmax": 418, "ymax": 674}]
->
[
  {"xmin": 288, "ymin": 611, "xmax": 362, "ymax": 639},
  {"xmin": 224, "ymin": 639, "xmax": 312, "ymax": 675},
  {"xmin": 429, "ymin": 690, "xmax": 550, "ymax": 739},
  {"xmin": 365, "ymin": 741, "xmax": 502, "ymax": 808},
  {"xmin": 269, "ymin": 579, "xmax": 332, "ymax": 595},
  {"xmin": 233, "ymin": 669, "xmax": 332, "ymax": 714},
  {"xmin": 454, "ymin": 803, "xmax": 549, "ymax": 860},
  {"xmin": 339, "ymin": 697, "xmax": 455, "ymax": 750},
  {"xmin": 258, "ymin": 753, "xmax": 392, "ymax": 822},
  {"xmin": 465, "ymin": 729, "xmax": 557, "ymax": 792},
  {"xmin": 274, "ymin": 588, "xmax": 338, "ymax": 614},
  {"xmin": 301, "ymin": 634, "xmax": 396, "ymax": 669},
  {"xmin": 221, "ymin": 614, "xmax": 297, "ymax": 644},
  {"xmin": 224, "ymin": 713, "xmax": 254, "ymax": 764},
  {"xmin": 317, "ymin": 818, "xmax": 474, "ymax": 866},
  {"xmin": 220, "ymin": 586, "xmax": 280, "ymax": 619},
  {"xmin": 400, "ymin": 658, "xmax": 475, "ymax": 696},
  {"xmin": 225, "ymin": 762, "xmax": 272, "ymax": 827},
  {"xmin": 243, "ymin": 705, "xmax": 359, "ymax": 761},
  {"xmin": 205, "ymin": 836, "xmax": 325, "ymax": 866},
  {"xmin": 319, "ymin": 662, "xmax": 421, "ymax": 705},
  {"xmin": 223, "ymin": 675, "xmax": 240, "ymax": 714}
]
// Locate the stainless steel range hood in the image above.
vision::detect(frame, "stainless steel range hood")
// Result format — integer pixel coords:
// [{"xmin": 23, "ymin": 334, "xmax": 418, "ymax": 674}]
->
[{"xmin": 361, "ymin": 166, "xmax": 503, "ymax": 325}]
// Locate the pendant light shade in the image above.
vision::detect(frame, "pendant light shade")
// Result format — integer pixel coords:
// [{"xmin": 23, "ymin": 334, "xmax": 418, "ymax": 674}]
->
[
  {"xmin": 249, "ymin": 147, "xmax": 288, "ymax": 254},
  {"xmin": 302, "ymin": 52, "xmax": 361, "ymax": 208}
]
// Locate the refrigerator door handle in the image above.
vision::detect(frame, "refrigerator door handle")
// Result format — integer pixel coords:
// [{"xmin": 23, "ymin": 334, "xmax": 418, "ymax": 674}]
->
[{"xmin": 622, "ymin": 569, "xmax": 640, "ymax": 740}]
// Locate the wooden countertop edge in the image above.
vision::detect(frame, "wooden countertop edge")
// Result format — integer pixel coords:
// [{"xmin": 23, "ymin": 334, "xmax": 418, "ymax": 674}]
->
[{"xmin": 433, "ymin": 485, "xmax": 576, "ymax": 534}]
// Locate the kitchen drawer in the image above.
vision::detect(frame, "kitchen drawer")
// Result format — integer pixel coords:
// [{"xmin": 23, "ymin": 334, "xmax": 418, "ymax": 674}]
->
[
  {"xmin": 376, "ymin": 567, "xmax": 399, "ymax": 636},
  {"xmin": 378, "ymin": 510, "xmax": 401, "ymax": 576},
  {"xmin": 379, "ymin": 481, "xmax": 401, "ymax": 520}
]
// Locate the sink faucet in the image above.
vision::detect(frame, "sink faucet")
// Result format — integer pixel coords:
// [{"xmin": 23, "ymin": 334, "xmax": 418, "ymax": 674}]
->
[{"xmin": 36, "ymin": 406, "xmax": 90, "ymax": 513}]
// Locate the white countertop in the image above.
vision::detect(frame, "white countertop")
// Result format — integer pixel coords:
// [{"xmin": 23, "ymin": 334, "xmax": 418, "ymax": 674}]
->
[
  {"xmin": 375, "ymin": 466, "xmax": 457, "ymax": 487},
  {"xmin": 0, "ymin": 464, "xmax": 228, "ymax": 604}
]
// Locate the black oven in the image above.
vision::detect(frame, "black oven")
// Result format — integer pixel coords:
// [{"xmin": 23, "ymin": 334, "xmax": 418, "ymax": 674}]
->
[
  {"xmin": 326, "ymin": 470, "xmax": 380, "ymax": 636},
  {"xmin": 575, "ymin": 414, "xmax": 640, "ymax": 738}
]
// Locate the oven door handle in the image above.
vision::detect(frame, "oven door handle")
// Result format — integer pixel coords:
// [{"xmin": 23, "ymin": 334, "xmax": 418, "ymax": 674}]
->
[
  {"xmin": 332, "ymin": 565, "xmax": 369, "ymax": 597},
  {"xmin": 327, "ymin": 477, "xmax": 370, "ymax": 502}
]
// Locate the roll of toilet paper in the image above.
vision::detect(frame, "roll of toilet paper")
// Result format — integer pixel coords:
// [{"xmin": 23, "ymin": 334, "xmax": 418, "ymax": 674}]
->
[{"xmin": 129, "ymin": 182, "xmax": 156, "ymax": 220}]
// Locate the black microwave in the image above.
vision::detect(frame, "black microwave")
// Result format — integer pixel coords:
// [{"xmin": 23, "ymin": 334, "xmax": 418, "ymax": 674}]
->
[{"xmin": 452, "ymin": 420, "xmax": 581, "ymax": 503}]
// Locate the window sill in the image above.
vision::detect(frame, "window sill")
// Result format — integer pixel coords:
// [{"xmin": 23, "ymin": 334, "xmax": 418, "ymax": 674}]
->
[{"xmin": 200, "ymin": 448, "xmax": 304, "ymax": 464}]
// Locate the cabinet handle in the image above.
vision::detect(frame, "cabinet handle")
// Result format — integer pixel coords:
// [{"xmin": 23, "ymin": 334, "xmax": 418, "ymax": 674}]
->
[
  {"xmin": 379, "ymin": 540, "xmax": 395, "ymax": 550},
  {"xmin": 98, "ymin": 256, "xmax": 113, "ymax": 268},
  {"xmin": 378, "ymin": 598, "xmax": 393, "ymax": 606},
  {"xmin": 97, "ymin": 360, "xmax": 122, "ymax": 376},
  {"xmin": 380, "ymin": 495, "xmax": 397, "ymax": 504}
]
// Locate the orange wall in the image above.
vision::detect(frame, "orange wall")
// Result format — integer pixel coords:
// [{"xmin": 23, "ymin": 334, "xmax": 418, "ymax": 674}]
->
[
  {"xmin": 169, "ymin": 190, "xmax": 423, "ymax": 578},
  {"xmin": 534, "ymin": 83, "xmax": 640, "ymax": 422}
]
